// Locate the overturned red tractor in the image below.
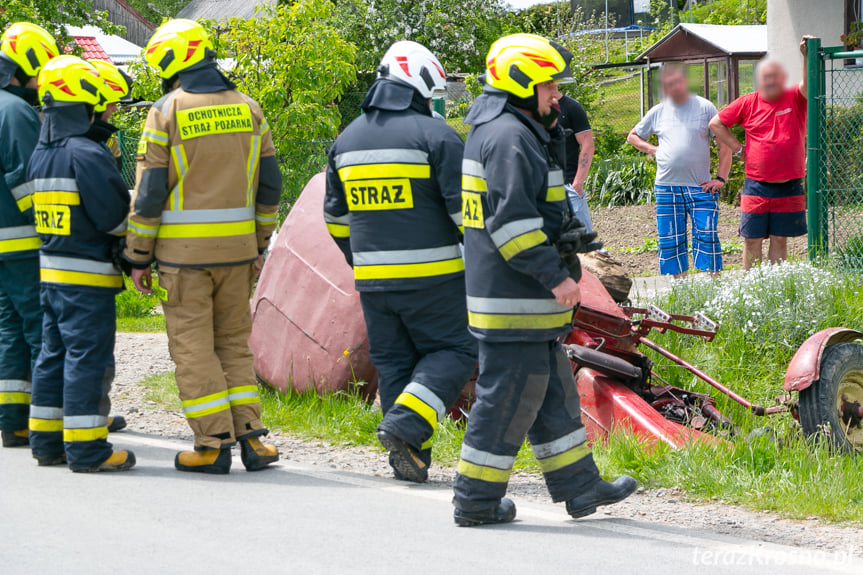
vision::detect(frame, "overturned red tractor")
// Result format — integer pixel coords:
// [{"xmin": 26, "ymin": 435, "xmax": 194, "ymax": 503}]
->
[{"xmin": 251, "ymin": 175, "xmax": 863, "ymax": 453}]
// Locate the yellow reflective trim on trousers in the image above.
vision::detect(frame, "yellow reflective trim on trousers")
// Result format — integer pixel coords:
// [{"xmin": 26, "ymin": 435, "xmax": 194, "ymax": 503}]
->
[
  {"xmin": 395, "ymin": 392, "xmax": 438, "ymax": 429},
  {"xmin": 326, "ymin": 223, "xmax": 350, "ymax": 238},
  {"xmin": 63, "ymin": 427, "xmax": 109, "ymax": 442},
  {"xmin": 30, "ymin": 418, "xmax": 63, "ymax": 432},
  {"xmin": 182, "ymin": 390, "xmax": 228, "ymax": 407},
  {"xmin": 537, "ymin": 443, "xmax": 592, "ymax": 473},
  {"xmin": 185, "ymin": 403, "xmax": 230, "ymax": 418},
  {"xmin": 33, "ymin": 191, "xmax": 81, "ymax": 206},
  {"xmin": 338, "ymin": 163, "xmax": 430, "ymax": 181},
  {"xmin": 354, "ymin": 258, "xmax": 464, "ymax": 280},
  {"xmin": 462, "ymin": 174, "xmax": 487, "ymax": 192},
  {"xmin": 229, "ymin": 397, "xmax": 260, "ymax": 407},
  {"xmin": 457, "ymin": 459, "xmax": 512, "ymax": 483},
  {"xmin": 0, "ymin": 391, "xmax": 30, "ymax": 404},
  {"xmin": 498, "ymin": 229, "xmax": 548, "ymax": 261},
  {"xmin": 41, "ymin": 269, "xmax": 123, "ymax": 289},
  {"xmin": 468, "ymin": 310, "xmax": 573, "ymax": 330},
  {"xmin": 17, "ymin": 196, "xmax": 32, "ymax": 211},
  {"xmin": 421, "ymin": 439, "xmax": 433, "ymax": 451},
  {"xmin": 227, "ymin": 385, "xmax": 258, "ymax": 394},
  {"xmin": 546, "ymin": 185, "xmax": 566, "ymax": 202},
  {"xmin": 157, "ymin": 220, "xmax": 255, "ymax": 239},
  {"xmin": 0, "ymin": 237, "xmax": 41, "ymax": 253}
]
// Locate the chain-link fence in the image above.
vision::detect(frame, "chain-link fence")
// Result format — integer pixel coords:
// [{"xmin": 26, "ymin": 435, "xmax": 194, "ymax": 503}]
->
[
  {"xmin": 808, "ymin": 39, "xmax": 863, "ymax": 271},
  {"xmin": 595, "ymin": 66, "xmax": 645, "ymax": 133}
]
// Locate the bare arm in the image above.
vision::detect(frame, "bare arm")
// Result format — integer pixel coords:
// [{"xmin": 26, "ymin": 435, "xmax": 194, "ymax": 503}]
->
[
  {"xmin": 708, "ymin": 114, "xmax": 742, "ymax": 153},
  {"xmin": 799, "ymin": 35, "xmax": 814, "ymax": 98},
  {"xmin": 626, "ymin": 128, "xmax": 657, "ymax": 156},
  {"xmin": 571, "ymin": 130, "xmax": 594, "ymax": 192},
  {"xmin": 700, "ymin": 140, "xmax": 734, "ymax": 194}
]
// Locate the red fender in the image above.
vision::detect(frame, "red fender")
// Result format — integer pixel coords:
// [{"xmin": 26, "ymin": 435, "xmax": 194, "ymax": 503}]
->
[
  {"xmin": 576, "ymin": 368, "xmax": 722, "ymax": 449},
  {"xmin": 783, "ymin": 328, "xmax": 863, "ymax": 392}
]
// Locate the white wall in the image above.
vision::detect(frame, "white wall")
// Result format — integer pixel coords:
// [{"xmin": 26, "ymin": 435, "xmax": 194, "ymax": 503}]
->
[{"xmin": 767, "ymin": 0, "xmax": 845, "ymax": 85}]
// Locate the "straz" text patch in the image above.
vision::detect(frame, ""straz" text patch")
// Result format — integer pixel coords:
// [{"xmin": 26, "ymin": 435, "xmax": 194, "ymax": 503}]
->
[{"xmin": 347, "ymin": 179, "xmax": 413, "ymax": 211}]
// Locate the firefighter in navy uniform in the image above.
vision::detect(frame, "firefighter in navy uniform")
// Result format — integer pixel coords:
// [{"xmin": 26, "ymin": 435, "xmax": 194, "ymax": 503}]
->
[
  {"xmin": 0, "ymin": 23, "xmax": 57, "ymax": 448},
  {"xmin": 87, "ymin": 60, "xmax": 133, "ymax": 173},
  {"xmin": 26, "ymin": 56, "xmax": 135, "ymax": 471},
  {"xmin": 452, "ymin": 34, "xmax": 637, "ymax": 525},
  {"xmin": 324, "ymin": 41, "xmax": 477, "ymax": 483},
  {"xmin": 127, "ymin": 20, "xmax": 282, "ymax": 474}
]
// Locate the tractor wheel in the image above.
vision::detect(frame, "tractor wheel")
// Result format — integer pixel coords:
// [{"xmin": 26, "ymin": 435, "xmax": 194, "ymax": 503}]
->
[{"xmin": 798, "ymin": 343, "xmax": 863, "ymax": 453}]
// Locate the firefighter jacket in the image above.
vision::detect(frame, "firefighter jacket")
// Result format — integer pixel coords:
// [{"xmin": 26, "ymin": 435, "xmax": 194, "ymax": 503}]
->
[
  {"xmin": 324, "ymin": 79, "xmax": 464, "ymax": 292},
  {"xmin": 461, "ymin": 88, "xmax": 572, "ymax": 342},
  {"xmin": 26, "ymin": 104, "xmax": 131, "ymax": 293},
  {"xmin": 0, "ymin": 87, "xmax": 41, "ymax": 261},
  {"xmin": 125, "ymin": 64, "xmax": 282, "ymax": 268}
]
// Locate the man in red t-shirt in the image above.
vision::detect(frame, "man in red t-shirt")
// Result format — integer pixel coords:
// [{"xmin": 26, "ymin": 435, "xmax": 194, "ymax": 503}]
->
[{"xmin": 709, "ymin": 36, "xmax": 813, "ymax": 269}]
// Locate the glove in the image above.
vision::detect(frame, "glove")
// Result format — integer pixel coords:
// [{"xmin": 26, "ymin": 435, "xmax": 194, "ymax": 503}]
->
[
  {"xmin": 557, "ymin": 213, "xmax": 603, "ymax": 282},
  {"xmin": 111, "ymin": 237, "xmax": 133, "ymax": 277},
  {"xmin": 557, "ymin": 213, "xmax": 603, "ymax": 256}
]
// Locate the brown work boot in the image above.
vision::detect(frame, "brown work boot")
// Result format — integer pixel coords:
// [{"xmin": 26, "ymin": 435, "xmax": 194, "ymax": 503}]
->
[
  {"xmin": 1, "ymin": 429, "xmax": 29, "ymax": 447},
  {"xmin": 74, "ymin": 450, "xmax": 137, "ymax": 473},
  {"xmin": 239, "ymin": 437, "xmax": 279, "ymax": 471},
  {"xmin": 175, "ymin": 448, "xmax": 231, "ymax": 474}
]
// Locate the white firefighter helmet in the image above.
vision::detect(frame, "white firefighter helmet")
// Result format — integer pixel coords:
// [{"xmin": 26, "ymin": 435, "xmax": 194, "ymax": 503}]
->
[{"xmin": 378, "ymin": 40, "xmax": 447, "ymax": 99}]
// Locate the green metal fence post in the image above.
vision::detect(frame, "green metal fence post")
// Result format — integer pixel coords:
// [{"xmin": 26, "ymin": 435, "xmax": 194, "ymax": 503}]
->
[
  {"xmin": 431, "ymin": 97, "xmax": 445, "ymax": 117},
  {"xmin": 806, "ymin": 37, "xmax": 823, "ymax": 261}
]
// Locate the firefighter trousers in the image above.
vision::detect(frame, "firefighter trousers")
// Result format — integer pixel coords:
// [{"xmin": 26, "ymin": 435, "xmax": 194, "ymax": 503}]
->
[
  {"xmin": 360, "ymin": 276, "xmax": 477, "ymax": 464},
  {"xmin": 0, "ymin": 257, "xmax": 42, "ymax": 432},
  {"xmin": 453, "ymin": 340, "xmax": 600, "ymax": 512},
  {"xmin": 29, "ymin": 286, "xmax": 116, "ymax": 470},
  {"xmin": 158, "ymin": 264, "xmax": 264, "ymax": 451}
]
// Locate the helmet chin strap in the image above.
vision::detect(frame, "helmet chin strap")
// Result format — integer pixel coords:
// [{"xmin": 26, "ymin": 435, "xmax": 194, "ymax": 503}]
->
[{"xmin": 506, "ymin": 91, "xmax": 559, "ymax": 129}]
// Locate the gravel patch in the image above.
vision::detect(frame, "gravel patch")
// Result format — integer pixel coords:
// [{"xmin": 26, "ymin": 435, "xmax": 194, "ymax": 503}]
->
[{"xmin": 112, "ymin": 332, "xmax": 863, "ymax": 553}]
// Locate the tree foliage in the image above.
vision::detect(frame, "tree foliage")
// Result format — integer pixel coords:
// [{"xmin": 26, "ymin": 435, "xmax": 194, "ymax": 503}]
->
[
  {"xmin": 683, "ymin": 0, "xmax": 766, "ymax": 25},
  {"xmin": 331, "ymin": 0, "xmax": 517, "ymax": 74},
  {"xmin": 0, "ymin": 0, "xmax": 124, "ymax": 51},
  {"xmin": 123, "ymin": 0, "xmax": 356, "ymax": 202},
  {"xmin": 123, "ymin": 0, "xmax": 191, "ymax": 25}
]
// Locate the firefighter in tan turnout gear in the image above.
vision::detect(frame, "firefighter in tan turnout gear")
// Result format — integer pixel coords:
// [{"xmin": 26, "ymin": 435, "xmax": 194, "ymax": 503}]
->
[{"xmin": 126, "ymin": 19, "xmax": 282, "ymax": 474}]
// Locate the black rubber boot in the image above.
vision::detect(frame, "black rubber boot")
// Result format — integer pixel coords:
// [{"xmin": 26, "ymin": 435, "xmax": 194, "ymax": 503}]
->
[
  {"xmin": 454, "ymin": 498, "xmax": 517, "ymax": 527},
  {"xmin": 36, "ymin": 454, "xmax": 67, "ymax": 467},
  {"xmin": 377, "ymin": 429, "xmax": 428, "ymax": 483},
  {"xmin": 1, "ymin": 429, "xmax": 29, "ymax": 447},
  {"xmin": 239, "ymin": 437, "xmax": 279, "ymax": 471},
  {"xmin": 107, "ymin": 415, "xmax": 127, "ymax": 432},
  {"xmin": 175, "ymin": 448, "xmax": 231, "ymax": 474},
  {"xmin": 565, "ymin": 475, "xmax": 638, "ymax": 519}
]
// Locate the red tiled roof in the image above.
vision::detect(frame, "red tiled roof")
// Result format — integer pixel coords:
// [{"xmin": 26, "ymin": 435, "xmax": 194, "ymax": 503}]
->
[{"xmin": 68, "ymin": 36, "xmax": 112, "ymax": 63}]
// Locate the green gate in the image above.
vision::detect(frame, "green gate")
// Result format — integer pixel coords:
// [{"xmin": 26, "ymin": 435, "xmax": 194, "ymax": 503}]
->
[{"xmin": 807, "ymin": 38, "xmax": 863, "ymax": 270}]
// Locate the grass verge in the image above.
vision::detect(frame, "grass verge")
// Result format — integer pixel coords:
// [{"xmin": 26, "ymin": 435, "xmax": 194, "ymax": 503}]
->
[
  {"xmin": 137, "ymin": 261, "xmax": 863, "ymax": 522},
  {"xmin": 116, "ymin": 276, "xmax": 165, "ymax": 333}
]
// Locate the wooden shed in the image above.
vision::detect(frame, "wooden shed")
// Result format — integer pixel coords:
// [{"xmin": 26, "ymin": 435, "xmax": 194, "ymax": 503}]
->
[{"xmin": 636, "ymin": 23, "xmax": 767, "ymax": 109}]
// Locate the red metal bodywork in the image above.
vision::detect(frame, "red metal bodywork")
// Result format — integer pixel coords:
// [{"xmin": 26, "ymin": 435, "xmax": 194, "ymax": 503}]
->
[{"xmin": 783, "ymin": 328, "xmax": 863, "ymax": 392}]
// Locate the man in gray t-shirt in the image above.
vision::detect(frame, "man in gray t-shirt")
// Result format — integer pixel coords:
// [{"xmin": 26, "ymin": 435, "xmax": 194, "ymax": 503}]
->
[{"xmin": 627, "ymin": 64, "xmax": 732, "ymax": 277}]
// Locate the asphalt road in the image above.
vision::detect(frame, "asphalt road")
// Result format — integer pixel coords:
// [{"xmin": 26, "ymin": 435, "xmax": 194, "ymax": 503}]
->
[{"xmin": 2, "ymin": 432, "xmax": 860, "ymax": 575}]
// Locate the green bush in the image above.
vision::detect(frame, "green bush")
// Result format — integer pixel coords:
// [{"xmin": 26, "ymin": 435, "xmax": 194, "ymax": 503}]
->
[{"xmin": 586, "ymin": 157, "xmax": 656, "ymax": 207}]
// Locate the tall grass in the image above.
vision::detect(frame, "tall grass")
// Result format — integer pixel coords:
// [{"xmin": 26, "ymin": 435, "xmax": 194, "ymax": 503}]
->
[{"xmin": 116, "ymin": 276, "xmax": 165, "ymax": 332}]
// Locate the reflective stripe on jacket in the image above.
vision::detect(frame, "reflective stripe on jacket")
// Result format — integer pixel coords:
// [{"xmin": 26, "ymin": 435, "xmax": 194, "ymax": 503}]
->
[
  {"xmin": 26, "ymin": 105, "xmax": 130, "ymax": 293},
  {"xmin": 462, "ymin": 95, "xmax": 572, "ymax": 342},
  {"xmin": 323, "ymin": 80, "xmax": 464, "ymax": 292},
  {"xmin": 126, "ymin": 87, "xmax": 281, "ymax": 268},
  {"xmin": 0, "ymin": 89, "xmax": 40, "ymax": 260}
]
